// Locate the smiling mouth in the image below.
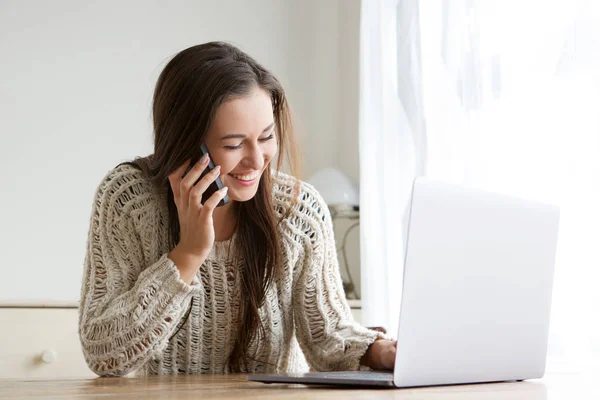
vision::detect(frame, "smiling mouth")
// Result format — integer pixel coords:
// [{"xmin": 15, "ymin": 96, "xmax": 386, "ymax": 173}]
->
[{"xmin": 229, "ymin": 171, "xmax": 260, "ymax": 181}]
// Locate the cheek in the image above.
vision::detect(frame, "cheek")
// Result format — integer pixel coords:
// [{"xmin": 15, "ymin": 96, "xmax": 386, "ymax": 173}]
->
[
  {"xmin": 264, "ymin": 142, "xmax": 278, "ymax": 164},
  {"xmin": 210, "ymin": 151, "xmax": 238, "ymax": 172}
]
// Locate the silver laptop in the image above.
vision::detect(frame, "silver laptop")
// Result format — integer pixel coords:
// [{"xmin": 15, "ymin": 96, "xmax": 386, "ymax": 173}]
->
[{"xmin": 248, "ymin": 177, "xmax": 560, "ymax": 388}]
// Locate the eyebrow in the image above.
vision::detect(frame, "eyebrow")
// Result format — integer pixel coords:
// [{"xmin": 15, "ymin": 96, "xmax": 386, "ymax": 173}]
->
[{"xmin": 220, "ymin": 122, "xmax": 275, "ymax": 140}]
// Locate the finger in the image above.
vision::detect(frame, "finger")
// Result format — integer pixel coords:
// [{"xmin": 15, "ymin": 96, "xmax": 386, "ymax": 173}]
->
[
  {"xmin": 387, "ymin": 349, "xmax": 396, "ymax": 370},
  {"xmin": 382, "ymin": 342, "xmax": 396, "ymax": 370},
  {"xmin": 180, "ymin": 154, "xmax": 210, "ymax": 196},
  {"xmin": 168, "ymin": 160, "xmax": 192, "ymax": 202},
  {"xmin": 189, "ymin": 165, "xmax": 221, "ymax": 206},
  {"xmin": 201, "ymin": 186, "xmax": 229, "ymax": 214}
]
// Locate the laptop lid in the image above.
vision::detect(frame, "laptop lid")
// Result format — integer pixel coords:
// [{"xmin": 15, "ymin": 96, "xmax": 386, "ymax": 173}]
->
[{"xmin": 393, "ymin": 178, "xmax": 560, "ymax": 387}]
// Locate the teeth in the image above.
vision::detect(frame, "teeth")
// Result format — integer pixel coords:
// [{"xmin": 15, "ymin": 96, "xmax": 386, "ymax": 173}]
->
[{"xmin": 231, "ymin": 171, "xmax": 259, "ymax": 181}]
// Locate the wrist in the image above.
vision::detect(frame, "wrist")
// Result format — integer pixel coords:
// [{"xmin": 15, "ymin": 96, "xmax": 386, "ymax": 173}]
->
[
  {"xmin": 170, "ymin": 245, "xmax": 209, "ymax": 264},
  {"xmin": 168, "ymin": 246, "xmax": 209, "ymax": 284}
]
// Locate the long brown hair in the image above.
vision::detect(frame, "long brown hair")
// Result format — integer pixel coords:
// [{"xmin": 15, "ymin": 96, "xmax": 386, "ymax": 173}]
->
[{"xmin": 131, "ymin": 42, "xmax": 300, "ymax": 371}]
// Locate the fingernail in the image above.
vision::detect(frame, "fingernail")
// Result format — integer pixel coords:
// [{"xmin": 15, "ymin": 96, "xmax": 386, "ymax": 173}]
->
[
  {"xmin": 213, "ymin": 165, "xmax": 221, "ymax": 174},
  {"xmin": 220, "ymin": 186, "xmax": 228, "ymax": 193},
  {"xmin": 200, "ymin": 153, "xmax": 209, "ymax": 164}
]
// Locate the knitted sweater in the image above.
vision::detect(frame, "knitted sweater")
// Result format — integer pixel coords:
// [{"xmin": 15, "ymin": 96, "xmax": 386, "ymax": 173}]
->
[{"xmin": 78, "ymin": 164, "xmax": 384, "ymax": 377}]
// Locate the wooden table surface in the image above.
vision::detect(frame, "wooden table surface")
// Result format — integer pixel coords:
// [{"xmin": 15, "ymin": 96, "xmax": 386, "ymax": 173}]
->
[{"xmin": 0, "ymin": 372, "xmax": 596, "ymax": 399}]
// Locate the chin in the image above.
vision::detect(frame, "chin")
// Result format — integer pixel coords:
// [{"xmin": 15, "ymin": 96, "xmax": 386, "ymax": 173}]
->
[{"xmin": 228, "ymin": 188, "xmax": 259, "ymax": 203}]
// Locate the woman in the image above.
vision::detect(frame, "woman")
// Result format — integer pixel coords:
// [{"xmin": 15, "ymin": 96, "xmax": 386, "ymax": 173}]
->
[{"xmin": 78, "ymin": 41, "xmax": 396, "ymax": 377}]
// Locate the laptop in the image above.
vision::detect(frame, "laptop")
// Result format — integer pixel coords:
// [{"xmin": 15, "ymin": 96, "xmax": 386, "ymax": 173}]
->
[{"xmin": 247, "ymin": 177, "xmax": 560, "ymax": 388}]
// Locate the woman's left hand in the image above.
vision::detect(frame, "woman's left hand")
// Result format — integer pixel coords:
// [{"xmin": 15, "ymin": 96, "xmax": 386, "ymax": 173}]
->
[{"xmin": 360, "ymin": 339, "xmax": 397, "ymax": 370}]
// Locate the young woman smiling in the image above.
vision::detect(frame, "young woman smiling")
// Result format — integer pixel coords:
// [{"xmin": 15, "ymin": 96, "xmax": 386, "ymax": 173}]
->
[{"xmin": 78, "ymin": 42, "xmax": 396, "ymax": 377}]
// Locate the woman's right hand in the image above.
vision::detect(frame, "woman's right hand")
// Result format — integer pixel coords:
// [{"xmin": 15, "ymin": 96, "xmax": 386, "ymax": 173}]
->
[{"xmin": 167, "ymin": 154, "xmax": 229, "ymax": 283}]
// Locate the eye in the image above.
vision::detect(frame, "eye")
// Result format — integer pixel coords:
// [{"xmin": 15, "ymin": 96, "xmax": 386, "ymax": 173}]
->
[
  {"xmin": 260, "ymin": 133, "xmax": 275, "ymax": 142},
  {"xmin": 223, "ymin": 134, "xmax": 275, "ymax": 150}
]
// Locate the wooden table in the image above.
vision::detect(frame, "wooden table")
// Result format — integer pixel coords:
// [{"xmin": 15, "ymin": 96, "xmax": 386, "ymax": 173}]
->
[{"xmin": 0, "ymin": 372, "xmax": 596, "ymax": 399}]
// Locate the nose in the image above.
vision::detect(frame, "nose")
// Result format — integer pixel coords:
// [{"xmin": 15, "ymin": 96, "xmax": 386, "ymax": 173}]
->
[{"xmin": 241, "ymin": 143, "xmax": 264, "ymax": 171}]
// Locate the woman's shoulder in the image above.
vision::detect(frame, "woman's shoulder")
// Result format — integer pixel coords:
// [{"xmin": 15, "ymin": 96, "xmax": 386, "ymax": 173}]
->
[
  {"xmin": 93, "ymin": 162, "xmax": 159, "ymax": 217},
  {"xmin": 271, "ymin": 169, "xmax": 329, "ymax": 229}
]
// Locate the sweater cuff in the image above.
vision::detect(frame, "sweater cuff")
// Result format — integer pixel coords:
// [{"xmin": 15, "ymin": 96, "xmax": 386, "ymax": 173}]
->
[{"xmin": 137, "ymin": 253, "xmax": 201, "ymax": 301}]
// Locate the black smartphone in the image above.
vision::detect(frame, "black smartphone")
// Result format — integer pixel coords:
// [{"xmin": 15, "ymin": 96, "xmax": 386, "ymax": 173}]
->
[{"xmin": 184, "ymin": 143, "xmax": 229, "ymax": 207}]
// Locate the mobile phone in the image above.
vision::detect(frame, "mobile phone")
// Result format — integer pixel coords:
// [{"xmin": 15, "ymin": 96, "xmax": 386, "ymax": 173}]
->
[{"xmin": 184, "ymin": 143, "xmax": 229, "ymax": 207}]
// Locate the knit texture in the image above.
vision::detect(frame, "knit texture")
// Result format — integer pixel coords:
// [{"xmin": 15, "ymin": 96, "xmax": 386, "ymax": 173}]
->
[{"xmin": 78, "ymin": 164, "xmax": 385, "ymax": 377}]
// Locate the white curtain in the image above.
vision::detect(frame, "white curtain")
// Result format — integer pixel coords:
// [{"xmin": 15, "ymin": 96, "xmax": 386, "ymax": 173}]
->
[
  {"xmin": 359, "ymin": 0, "xmax": 422, "ymax": 336},
  {"xmin": 360, "ymin": 0, "xmax": 600, "ymax": 373}
]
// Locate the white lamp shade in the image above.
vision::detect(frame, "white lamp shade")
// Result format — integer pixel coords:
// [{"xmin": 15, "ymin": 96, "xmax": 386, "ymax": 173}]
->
[{"xmin": 307, "ymin": 167, "xmax": 359, "ymax": 206}]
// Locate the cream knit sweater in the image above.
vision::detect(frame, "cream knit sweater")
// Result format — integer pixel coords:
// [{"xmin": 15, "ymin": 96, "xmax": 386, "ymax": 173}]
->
[{"xmin": 78, "ymin": 164, "xmax": 384, "ymax": 377}]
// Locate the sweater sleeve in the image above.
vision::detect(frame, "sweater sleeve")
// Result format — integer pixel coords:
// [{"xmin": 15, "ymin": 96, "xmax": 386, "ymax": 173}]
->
[
  {"xmin": 78, "ymin": 168, "xmax": 201, "ymax": 377},
  {"xmin": 291, "ymin": 184, "xmax": 388, "ymax": 371}
]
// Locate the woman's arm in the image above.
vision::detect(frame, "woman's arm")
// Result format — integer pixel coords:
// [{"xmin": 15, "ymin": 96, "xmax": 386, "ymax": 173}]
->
[
  {"xmin": 291, "ymin": 185, "xmax": 393, "ymax": 371},
  {"xmin": 78, "ymin": 169, "xmax": 201, "ymax": 377}
]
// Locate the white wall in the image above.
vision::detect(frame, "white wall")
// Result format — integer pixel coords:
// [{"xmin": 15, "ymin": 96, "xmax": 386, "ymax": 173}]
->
[
  {"xmin": 0, "ymin": 0, "xmax": 362, "ymax": 302},
  {"xmin": 335, "ymin": 0, "xmax": 362, "ymax": 297}
]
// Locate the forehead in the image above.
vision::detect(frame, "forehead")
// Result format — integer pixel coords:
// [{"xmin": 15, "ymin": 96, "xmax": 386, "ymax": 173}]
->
[{"xmin": 210, "ymin": 87, "xmax": 273, "ymax": 136}]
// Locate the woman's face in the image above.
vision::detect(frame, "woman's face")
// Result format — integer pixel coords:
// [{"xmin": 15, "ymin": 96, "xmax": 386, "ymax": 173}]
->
[{"xmin": 203, "ymin": 86, "xmax": 278, "ymax": 203}]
